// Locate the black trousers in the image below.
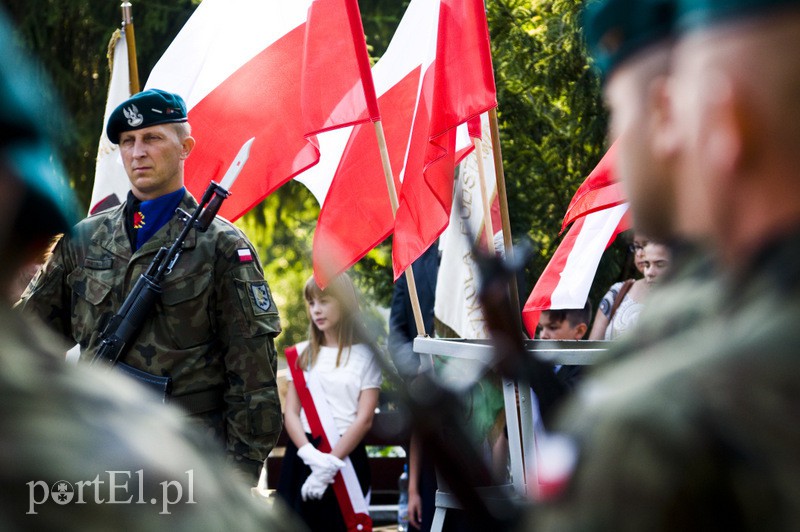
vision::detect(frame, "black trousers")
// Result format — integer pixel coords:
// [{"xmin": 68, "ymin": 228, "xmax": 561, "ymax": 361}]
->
[{"xmin": 276, "ymin": 434, "xmax": 371, "ymax": 532}]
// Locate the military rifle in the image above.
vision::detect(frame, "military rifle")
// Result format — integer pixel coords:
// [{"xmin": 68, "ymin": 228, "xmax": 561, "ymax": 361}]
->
[{"xmin": 91, "ymin": 138, "xmax": 255, "ymax": 369}]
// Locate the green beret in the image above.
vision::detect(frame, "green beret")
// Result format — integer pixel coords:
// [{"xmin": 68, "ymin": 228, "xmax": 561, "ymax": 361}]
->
[
  {"xmin": 106, "ymin": 89, "xmax": 188, "ymax": 144},
  {"xmin": 677, "ymin": 0, "xmax": 800, "ymax": 30},
  {"xmin": 5, "ymin": 140, "xmax": 80, "ymax": 237},
  {"xmin": 0, "ymin": 7, "xmax": 78, "ymax": 234},
  {"xmin": 583, "ymin": 0, "xmax": 676, "ymax": 79}
]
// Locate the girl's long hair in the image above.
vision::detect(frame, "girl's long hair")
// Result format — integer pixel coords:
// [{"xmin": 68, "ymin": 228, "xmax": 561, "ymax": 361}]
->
[{"xmin": 298, "ymin": 272, "xmax": 369, "ymax": 370}]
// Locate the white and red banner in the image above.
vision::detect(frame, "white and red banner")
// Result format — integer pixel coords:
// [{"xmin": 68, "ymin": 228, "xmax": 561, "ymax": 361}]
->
[
  {"xmin": 285, "ymin": 345, "xmax": 372, "ymax": 532},
  {"xmin": 560, "ymin": 142, "xmax": 623, "ymax": 231},
  {"xmin": 522, "ymin": 147, "xmax": 630, "ymax": 337},
  {"xmin": 435, "ymin": 112, "xmax": 501, "ymax": 338},
  {"xmin": 145, "ymin": 0, "xmax": 377, "ymax": 222},
  {"xmin": 90, "ymin": 29, "xmax": 132, "ymax": 214}
]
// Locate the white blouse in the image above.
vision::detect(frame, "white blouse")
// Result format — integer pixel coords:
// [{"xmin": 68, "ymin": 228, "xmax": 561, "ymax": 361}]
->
[{"xmin": 288, "ymin": 342, "xmax": 382, "ymax": 435}]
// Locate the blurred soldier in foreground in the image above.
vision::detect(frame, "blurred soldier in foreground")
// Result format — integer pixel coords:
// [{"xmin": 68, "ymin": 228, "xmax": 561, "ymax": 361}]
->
[
  {"xmin": 0, "ymin": 7, "xmax": 303, "ymax": 530},
  {"xmin": 527, "ymin": 0, "xmax": 800, "ymax": 529},
  {"xmin": 585, "ymin": 0, "xmax": 720, "ymax": 368},
  {"xmin": 17, "ymin": 86, "xmax": 282, "ymax": 480}
]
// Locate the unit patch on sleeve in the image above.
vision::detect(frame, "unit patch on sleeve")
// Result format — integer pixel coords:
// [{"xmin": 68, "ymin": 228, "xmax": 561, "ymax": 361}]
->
[
  {"xmin": 250, "ymin": 282, "xmax": 273, "ymax": 314},
  {"xmin": 237, "ymin": 248, "xmax": 253, "ymax": 263}
]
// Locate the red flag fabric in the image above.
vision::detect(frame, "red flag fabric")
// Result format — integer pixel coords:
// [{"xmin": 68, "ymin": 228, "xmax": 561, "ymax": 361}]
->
[
  {"xmin": 144, "ymin": 0, "xmax": 376, "ymax": 222},
  {"xmin": 311, "ymin": 70, "xmax": 421, "ymax": 286},
  {"xmin": 307, "ymin": 0, "xmax": 482, "ymax": 287},
  {"xmin": 522, "ymin": 205, "xmax": 631, "ymax": 337},
  {"xmin": 302, "ymin": 0, "xmax": 380, "ymax": 135},
  {"xmin": 391, "ymin": 0, "xmax": 498, "ymax": 280},
  {"xmin": 560, "ymin": 142, "xmax": 625, "ymax": 232}
]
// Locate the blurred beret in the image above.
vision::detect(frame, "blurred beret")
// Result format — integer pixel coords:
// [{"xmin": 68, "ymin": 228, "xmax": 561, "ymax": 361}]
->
[
  {"xmin": 0, "ymin": 7, "xmax": 78, "ymax": 234},
  {"xmin": 106, "ymin": 89, "xmax": 188, "ymax": 144},
  {"xmin": 677, "ymin": 0, "xmax": 800, "ymax": 30},
  {"xmin": 583, "ymin": 0, "xmax": 676, "ymax": 79}
]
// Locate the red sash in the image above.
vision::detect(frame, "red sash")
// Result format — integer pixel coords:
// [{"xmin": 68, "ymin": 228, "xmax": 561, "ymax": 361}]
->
[{"xmin": 286, "ymin": 345, "xmax": 372, "ymax": 532}]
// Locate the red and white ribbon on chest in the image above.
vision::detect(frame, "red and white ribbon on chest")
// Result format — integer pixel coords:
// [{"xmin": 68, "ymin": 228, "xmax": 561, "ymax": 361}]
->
[{"xmin": 285, "ymin": 345, "xmax": 372, "ymax": 532}]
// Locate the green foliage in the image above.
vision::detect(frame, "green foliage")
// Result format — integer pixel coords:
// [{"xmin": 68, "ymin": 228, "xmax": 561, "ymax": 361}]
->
[
  {"xmin": 487, "ymin": 0, "xmax": 624, "ymax": 306},
  {"xmin": 1, "ymin": 0, "xmax": 197, "ymax": 209},
  {"xmin": 236, "ymin": 181, "xmax": 391, "ymax": 354}
]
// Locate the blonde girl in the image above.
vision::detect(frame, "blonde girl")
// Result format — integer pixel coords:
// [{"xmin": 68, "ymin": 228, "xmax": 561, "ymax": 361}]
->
[{"xmin": 277, "ymin": 273, "xmax": 382, "ymax": 531}]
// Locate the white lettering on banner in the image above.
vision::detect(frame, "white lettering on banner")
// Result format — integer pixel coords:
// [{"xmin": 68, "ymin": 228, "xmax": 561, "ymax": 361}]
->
[{"xmin": 26, "ymin": 470, "xmax": 197, "ymax": 515}]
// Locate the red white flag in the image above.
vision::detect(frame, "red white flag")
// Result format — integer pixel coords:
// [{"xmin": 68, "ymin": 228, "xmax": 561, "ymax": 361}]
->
[
  {"xmin": 302, "ymin": 0, "xmax": 496, "ymax": 287},
  {"xmin": 560, "ymin": 142, "xmax": 624, "ymax": 232},
  {"xmin": 391, "ymin": 0, "xmax": 497, "ymax": 279},
  {"xmin": 145, "ymin": 0, "xmax": 377, "ymax": 221},
  {"xmin": 522, "ymin": 146, "xmax": 631, "ymax": 337},
  {"xmin": 522, "ymin": 204, "xmax": 630, "ymax": 337},
  {"xmin": 91, "ymin": 29, "xmax": 131, "ymax": 214}
]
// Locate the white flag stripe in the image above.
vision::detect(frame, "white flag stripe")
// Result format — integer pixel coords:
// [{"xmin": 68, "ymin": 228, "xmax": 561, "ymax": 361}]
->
[
  {"xmin": 549, "ymin": 203, "xmax": 629, "ymax": 309},
  {"xmin": 90, "ymin": 30, "xmax": 131, "ymax": 213},
  {"xmin": 435, "ymin": 112, "xmax": 495, "ymax": 338},
  {"xmin": 145, "ymin": 1, "xmax": 311, "ymax": 109}
]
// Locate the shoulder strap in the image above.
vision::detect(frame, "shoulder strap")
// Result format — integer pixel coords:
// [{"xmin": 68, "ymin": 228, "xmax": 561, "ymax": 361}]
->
[{"xmin": 608, "ymin": 279, "xmax": 635, "ymax": 321}]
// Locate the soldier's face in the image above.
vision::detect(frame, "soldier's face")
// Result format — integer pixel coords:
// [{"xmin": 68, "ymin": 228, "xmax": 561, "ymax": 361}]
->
[
  {"xmin": 605, "ymin": 46, "xmax": 678, "ymax": 241},
  {"xmin": 119, "ymin": 124, "xmax": 194, "ymax": 201}
]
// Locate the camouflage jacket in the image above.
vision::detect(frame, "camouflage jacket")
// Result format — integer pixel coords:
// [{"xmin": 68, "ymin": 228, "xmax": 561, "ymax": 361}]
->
[
  {"xmin": 528, "ymin": 232, "xmax": 800, "ymax": 530},
  {"xmin": 2, "ymin": 305, "xmax": 304, "ymax": 531},
  {"xmin": 17, "ymin": 191, "xmax": 282, "ymax": 478}
]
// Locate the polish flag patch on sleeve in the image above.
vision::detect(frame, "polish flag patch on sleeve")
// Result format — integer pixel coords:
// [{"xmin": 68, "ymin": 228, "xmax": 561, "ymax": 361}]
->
[{"xmin": 237, "ymin": 248, "xmax": 254, "ymax": 263}]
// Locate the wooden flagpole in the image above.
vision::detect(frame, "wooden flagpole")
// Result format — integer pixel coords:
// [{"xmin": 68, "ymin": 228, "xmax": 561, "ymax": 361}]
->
[
  {"xmin": 488, "ymin": 108, "xmax": 524, "ymax": 330},
  {"xmin": 121, "ymin": 2, "xmax": 140, "ymax": 94},
  {"xmin": 473, "ymin": 136, "xmax": 496, "ymax": 254},
  {"xmin": 373, "ymin": 121, "xmax": 428, "ymax": 338}
]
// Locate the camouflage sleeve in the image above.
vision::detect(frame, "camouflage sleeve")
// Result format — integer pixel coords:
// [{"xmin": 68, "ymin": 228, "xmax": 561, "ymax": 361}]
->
[
  {"xmin": 532, "ymin": 395, "xmax": 711, "ymax": 531},
  {"xmin": 15, "ymin": 235, "xmax": 73, "ymax": 339},
  {"xmin": 215, "ymin": 236, "xmax": 282, "ymax": 477}
]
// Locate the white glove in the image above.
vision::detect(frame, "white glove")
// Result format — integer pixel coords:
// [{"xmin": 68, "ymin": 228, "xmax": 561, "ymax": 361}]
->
[
  {"xmin": 297, "ymin": 443, "xmax": 345, "ymax": 480},
  {"xmin": 300, "ymin": 470, "xmax": 330, "ymax": 501}
]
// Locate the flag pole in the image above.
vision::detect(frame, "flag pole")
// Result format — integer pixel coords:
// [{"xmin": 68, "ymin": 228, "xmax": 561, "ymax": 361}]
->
[
  {"xmin": 488, "ymin": 108, "xmax": 524, "ymax": 330},
  {"xmin": 473, "ymin": 136, "xmax": 496, "ymax": 254},
  {"xmin": 373, "ymin": 121, "xmax": 428, "ymax": 338},
  {"xmin": 121, "ymin": 1, "xmax": 140, "ymax": 94},
  {"xmin": 329, "ymin": 0, "xmax": 427, "ymax": 338},
  {"xmin": 343, "ymin": 0, "xmax": 428, "ymax": 339}
]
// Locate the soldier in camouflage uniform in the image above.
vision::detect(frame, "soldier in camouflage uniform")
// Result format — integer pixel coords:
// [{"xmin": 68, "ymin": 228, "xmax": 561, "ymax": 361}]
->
[
  {"xmin": 0, "ymin": 7, "xmax": 304, "ymax": 530},
  {"xmin": 17, "ymin": 88, "xmax": 282, "ymax": 481},
  {"xmin": 580, "ymin": 0, "xmax": 721, "ymax": 369},
  {"xmin": 524, "ymin": 0, "xmax": 800, "ymax": 529}
]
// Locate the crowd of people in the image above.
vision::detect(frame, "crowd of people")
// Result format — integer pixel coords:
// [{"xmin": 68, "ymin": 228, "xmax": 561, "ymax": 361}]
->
[{"xmin": 2, "ymin": 0, "xmax": 800, "ymax": 529}]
